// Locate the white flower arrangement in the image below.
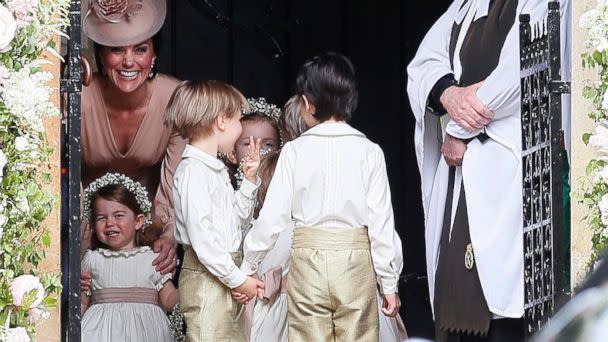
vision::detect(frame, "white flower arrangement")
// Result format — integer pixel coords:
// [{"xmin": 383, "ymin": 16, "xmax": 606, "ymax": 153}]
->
[
  {"xmin": 83, "ymin": 173, "xmax": 153, "ymax": 227},
  {"xmin": 1, "ymin": 61, "xmax": 59, "ymax": 133},
  {"xmin": 578, "ymin": 0, "xmax": 608, "ymax": 272},
  {"xmin": 0, "ymin": 0, "xmax": 69, "ymax": 339}
]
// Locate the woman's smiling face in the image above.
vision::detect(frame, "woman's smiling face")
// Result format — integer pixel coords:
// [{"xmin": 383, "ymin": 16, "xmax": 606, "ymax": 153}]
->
[{"xmin": 99, "ymin": 39, "xmax": 155, "ymax": 93}]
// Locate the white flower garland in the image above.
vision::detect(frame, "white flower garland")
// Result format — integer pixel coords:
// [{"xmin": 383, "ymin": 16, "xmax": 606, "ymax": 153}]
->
[
  {"xmin": 83, "ymin": 173, "xmax": 153, "ymax": 227},
  {"xmin": 578, "ymin": 0, "xmax": 608, "ymax": 272},
  {"xmin": 0, "ymin": 0, "xmax": 70, "ymax": 339}
]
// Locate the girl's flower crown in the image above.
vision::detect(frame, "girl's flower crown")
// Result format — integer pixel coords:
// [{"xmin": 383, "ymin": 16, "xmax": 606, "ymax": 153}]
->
[
  {"xmin": 245, "ymin": 97, "xmax": 282, "ymax": 124},
  {"xmin": 83, "ymin": 173, "xmax": 153, "ymax": 226}
]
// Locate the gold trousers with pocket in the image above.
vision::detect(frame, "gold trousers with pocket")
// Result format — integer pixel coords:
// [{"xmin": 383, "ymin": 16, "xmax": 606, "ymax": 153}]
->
[
  {"xmin": 287, "ymin": 227, "xmax": 379, "ymax": 342},
  {"xmin": 179, "ymin": 248, "xmax": 247, "ymax": 342}
]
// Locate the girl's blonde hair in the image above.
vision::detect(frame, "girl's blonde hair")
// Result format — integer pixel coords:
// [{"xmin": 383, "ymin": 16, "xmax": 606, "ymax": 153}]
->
[
  {"xmin": 280, "ymin": 95, "xmax": 309, "ymax": 142},
  {"xmin": 164, "ymin": 80, "xmax": 249, "ymax": 139},
  {"xmin": 254, "ymin": 151, "xmax": 280, "ymax": 218}
]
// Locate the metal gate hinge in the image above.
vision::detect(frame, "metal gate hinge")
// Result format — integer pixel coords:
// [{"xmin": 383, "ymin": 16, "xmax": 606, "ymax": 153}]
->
[{"xmin": 549, "ymin": 81, "xmax": 570, "ymax": 94}]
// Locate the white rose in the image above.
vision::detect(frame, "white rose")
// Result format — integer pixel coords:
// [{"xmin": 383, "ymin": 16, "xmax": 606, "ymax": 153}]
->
[
  {"xmin": 589, "ymin": 122, "xmax": 608, "ymax": 157},
  {"xmin": 599, "ymin": 194, "xmax": 608, "ymax": 226},
  {"xmin": 580, "ymin": 9, "xmax": 601, "ymax": 29},
  {"xmin": 5, "ymin": 327, "xmax": 30, "ymax": 342},
  {"xmin": 0, "ymin": 5, "xmax": 15, "ymax": 52},
  {"xmin": 14, "ymin": 136, "xmax": 29, "ymax": 151},
  {"xmin": 596, "ymin": 165, "xmax": 608, "ymax": 184},
  {"xmin": 10, "ymin": 274, "xmax": 45, "ymax": 308},
  {"xmin": 27, "ymin": 307, "xmax": 50, "ymax": 324},
  {"xmin": 16, "ymin": 195, "xmax": 29, "ymax": 213},
  {"xmin": 602, "ymin": 90, "xmax": 608, "ymax": 111}
]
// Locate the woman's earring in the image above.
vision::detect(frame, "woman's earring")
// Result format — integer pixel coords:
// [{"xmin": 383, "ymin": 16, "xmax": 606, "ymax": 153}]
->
[{"xmin": 148, "ymin": 60, "xmax": 155, "ymax": 79}]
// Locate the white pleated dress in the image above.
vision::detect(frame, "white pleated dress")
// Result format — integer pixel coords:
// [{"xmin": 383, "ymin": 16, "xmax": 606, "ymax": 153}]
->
[
  {"xmin": 250, "ymin": 221, "xmax": 293, "ymax": 342},
  {"xmin": 81, "ymin": 247, "xmax": 173, "ymax": 342}
]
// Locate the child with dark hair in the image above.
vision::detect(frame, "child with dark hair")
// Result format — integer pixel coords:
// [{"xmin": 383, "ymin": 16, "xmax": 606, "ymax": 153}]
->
[
  {"xmin": 239, "ymin": 52, "xmax": 404, "ymax": 341},
  {"xmin": 80, "ymin": 173, "xmax": 179, "ymax": 342}
]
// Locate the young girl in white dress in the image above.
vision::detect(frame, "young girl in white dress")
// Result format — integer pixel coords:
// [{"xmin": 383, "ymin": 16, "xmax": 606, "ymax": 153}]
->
[{"xmin": 80, "ymin": 173, "xmax": 179, "ymax": 342}]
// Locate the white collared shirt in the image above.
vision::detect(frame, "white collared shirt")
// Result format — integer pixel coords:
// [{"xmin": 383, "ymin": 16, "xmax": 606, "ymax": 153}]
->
[
  {"xmin": 241, "ymin": 122, "xmax": 403, "ymax": 294},
  {"xmin": 173, "ymin": 145, "xmax": 259, "ymax": 288}
]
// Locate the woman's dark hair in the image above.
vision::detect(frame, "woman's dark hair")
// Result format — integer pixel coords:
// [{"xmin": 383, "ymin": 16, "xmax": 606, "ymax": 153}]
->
[
  {"xmin": 93, "ymin": 33, "xmax": 162, "ymax": 78},
  {"xmin": 295, "ymin": 52, "xmax": 358, "ymax": 122},
  {"xmin": 89, "ymin": 184, "xmax": 152, "ymax": 249}
]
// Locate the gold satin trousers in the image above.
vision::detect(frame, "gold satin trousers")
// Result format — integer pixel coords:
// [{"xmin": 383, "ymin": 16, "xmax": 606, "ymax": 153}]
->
[
  {"xmin": 179, "ymin": 248, "xmax": 247, "ymax": 342},
  {"xmin": 287, "ymin": 227, "xmax": 379, "ymax": 342}
]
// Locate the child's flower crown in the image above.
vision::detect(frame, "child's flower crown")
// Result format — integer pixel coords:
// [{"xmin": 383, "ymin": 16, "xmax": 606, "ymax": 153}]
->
[
  {"xmin": 245, "ymin": 97, "xmax": 282, "ymax": 124},
  {"xmin": 83, "ymin": 173, "xmax": 153, "ymax": 226}
]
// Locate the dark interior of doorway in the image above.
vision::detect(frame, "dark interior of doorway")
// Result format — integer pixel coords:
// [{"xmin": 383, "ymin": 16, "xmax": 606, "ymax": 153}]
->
[{"xmin": 154, "ymin": 0, "xmax": 452, "ymax": 339}]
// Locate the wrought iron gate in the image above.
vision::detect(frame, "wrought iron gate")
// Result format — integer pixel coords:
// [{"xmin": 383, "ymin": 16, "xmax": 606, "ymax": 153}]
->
[
  {"xmin": 60, "ymin": 0, "xmax": 82, "ymax": 341},
  {"xmin": 520, "ymin": 1, "xmax": 569, "ymax": 336}
]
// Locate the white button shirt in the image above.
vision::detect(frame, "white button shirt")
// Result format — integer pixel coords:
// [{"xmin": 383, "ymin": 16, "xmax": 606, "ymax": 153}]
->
[
  {"xmin": 241, "ymin": 122, "xmax": 403, "ymax": 294},
  {"xmin": 173, "ymin": 145, "xmax": 259, "ymax": 289}
]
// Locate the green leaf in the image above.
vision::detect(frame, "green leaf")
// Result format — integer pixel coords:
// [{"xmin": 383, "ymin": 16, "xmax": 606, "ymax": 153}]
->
[
  {"xmin": 594, "ymin": 51, "xmax": 603, "ymax": 65},
  {"xmin": 586, "ymin": 159, "xmax": 605, "ymax": 176},
  {"xmin": 583, "ymin": 133, "xmax": 592, "ymax": 145},
  {"xmin": 42, "ymin": 231, "xmax": 51, "ymax": 247}
]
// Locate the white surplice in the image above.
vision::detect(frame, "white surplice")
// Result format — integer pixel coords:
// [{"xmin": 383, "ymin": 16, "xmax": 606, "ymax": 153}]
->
[{"xmin": 406, "ymin": 0, "xmax": 554, "ymax": 318}]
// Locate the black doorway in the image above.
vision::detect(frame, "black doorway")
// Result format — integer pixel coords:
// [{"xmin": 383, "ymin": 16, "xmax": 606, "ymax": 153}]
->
[{"xmin": 157, "ymin": 1, "xmax": 451, "ymax": 338}]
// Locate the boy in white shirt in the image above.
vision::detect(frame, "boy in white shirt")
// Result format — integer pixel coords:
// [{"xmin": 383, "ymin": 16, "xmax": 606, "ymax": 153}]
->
[
  {"xmin": 237, "ymin": 53, "xmax": 404, "ymax": 341},
  {"xmin": 164, "ymin": 80, "xmax": 264, "ymax": 342}
]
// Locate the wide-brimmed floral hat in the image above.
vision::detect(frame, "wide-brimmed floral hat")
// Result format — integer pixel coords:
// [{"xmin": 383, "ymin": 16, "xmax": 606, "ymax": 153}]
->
[{"xmin": 82, "ymin": 0, "xmax": 166, "ymax": 47}]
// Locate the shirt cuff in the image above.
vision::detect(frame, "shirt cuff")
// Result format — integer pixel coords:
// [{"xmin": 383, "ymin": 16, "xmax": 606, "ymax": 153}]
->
[
  {"xmin": 239, "ymin": 176, "xmax": 261, "ymax": 199},
  {"xmin": 379, "ymin": 276, "xmax": 400, "ymax": 295},
  {"xmin": 221, "ymin": 267, "xmax": 249, "ymax": 289},
  {"xmin": 240, "ymin": 258, "xmax": 259, "ymax": 276}
]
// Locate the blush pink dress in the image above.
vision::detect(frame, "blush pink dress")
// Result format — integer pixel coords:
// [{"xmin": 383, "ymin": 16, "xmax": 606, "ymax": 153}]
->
[{"xmin": 80, "ymin": 74, "xmax": 186, "ymax": 254}]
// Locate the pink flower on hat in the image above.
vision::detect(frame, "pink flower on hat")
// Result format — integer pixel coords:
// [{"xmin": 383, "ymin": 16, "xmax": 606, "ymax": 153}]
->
[
  {"xmin": 96, "ymin": 0, "xmax": 128, "ymax": 16},
  {"xmin": 0, "ymin": 4, "xmax": 16, "ymax": 52},
  {"xmin": 10, "ymin": 274, "xmax": 45, "ymax": 309},
  {"xmin": 8, "ymin": 0, "xmax": 39, "ymax": 29}
]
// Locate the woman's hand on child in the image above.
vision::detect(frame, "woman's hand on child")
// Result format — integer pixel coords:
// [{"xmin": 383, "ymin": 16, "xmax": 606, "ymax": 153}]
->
[
  {"xmin": 80, "ymin": 271, "xmax": 92, "ymax": 293},
  {"xmin": 242, "ymin": 136, "xmax": 262, "ymax": 183},
  {"xmin": 152, "ymin": 234, "xmax": 178, "ymax": 275},
  {"xmin": 382, "ymin": 293, "xmax": 401, "ymax": 317},
  {"xmin": 233, "ymin": 276, "xmax": 264, "ymax": 302}
]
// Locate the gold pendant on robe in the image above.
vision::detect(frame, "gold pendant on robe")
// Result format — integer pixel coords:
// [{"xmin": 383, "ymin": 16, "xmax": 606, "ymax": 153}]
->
[{"xmin": 465, "ymin": 243, "xmax": 475, "ymax": 270}]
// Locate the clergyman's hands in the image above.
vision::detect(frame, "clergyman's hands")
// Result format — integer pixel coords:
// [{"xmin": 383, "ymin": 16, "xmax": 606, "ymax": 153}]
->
[
  {"xmin": 440, "ymin": 81, "xmax": 493, "ymax": 131},
  {"xmin": 441, "ymin": 134, "xmax": 467, "ymax": 167}
]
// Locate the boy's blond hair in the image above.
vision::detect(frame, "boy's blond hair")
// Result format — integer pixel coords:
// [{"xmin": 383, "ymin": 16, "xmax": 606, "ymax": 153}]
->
[{"xmin": 164, "ymin": 80, "xmax": 248, "ymax": 139}]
